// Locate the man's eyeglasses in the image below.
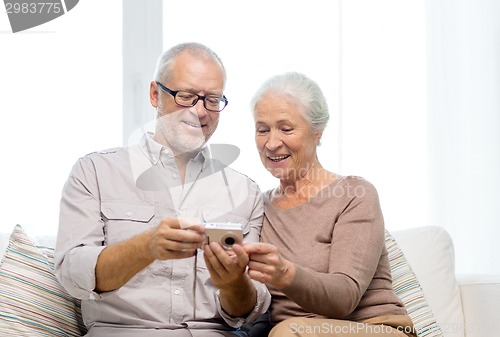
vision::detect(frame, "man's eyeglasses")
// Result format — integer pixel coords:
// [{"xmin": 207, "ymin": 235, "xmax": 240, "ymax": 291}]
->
[{"xmin": 156, "ymin": 81, "xmax": 228, "ymax": 112}]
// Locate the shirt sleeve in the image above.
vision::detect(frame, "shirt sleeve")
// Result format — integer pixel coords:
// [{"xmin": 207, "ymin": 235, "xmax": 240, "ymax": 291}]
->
[
  {"xmin": 54, "ymin": 155, "xmax": 107, "ymax": 300},
  {"xmin": 215, "ymin": 280, "xmax": 271, "ymax": 328}
]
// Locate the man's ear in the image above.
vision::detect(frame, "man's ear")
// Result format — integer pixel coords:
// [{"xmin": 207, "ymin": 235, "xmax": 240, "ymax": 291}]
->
[{"xmin": 150, "ymin": 81, "xmax": 159, "ymax": 108}]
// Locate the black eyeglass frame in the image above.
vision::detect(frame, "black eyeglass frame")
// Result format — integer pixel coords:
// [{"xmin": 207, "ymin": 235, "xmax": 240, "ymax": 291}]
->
[{"xmin": 155, "ymin": 81, "xmax": 228, "ymax": 112}]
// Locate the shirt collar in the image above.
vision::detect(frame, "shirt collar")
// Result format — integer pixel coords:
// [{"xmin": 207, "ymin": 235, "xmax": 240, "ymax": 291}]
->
[{"xmin": 139, "ymin": 132, "xmax": 211, "ymax": 169}]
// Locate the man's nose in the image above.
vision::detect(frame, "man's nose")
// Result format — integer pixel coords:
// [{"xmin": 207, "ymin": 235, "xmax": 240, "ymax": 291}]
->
[{"xmin": 190, "ymin": 99, "xmax": 208, "ymax": 118}]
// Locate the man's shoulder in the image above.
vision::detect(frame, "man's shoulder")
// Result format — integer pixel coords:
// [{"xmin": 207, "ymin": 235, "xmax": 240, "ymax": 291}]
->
[
  {"xmin": 83, "ymin": 143, "xmax": 138, "ymax": 158},
  {"xmin": 209, "ymin": 159, "xmax": 260, "ymax": 189},
  {"xmin": 211, "ymin": 159, "xmax": 254, "ymax": 180},
  {"xmin": 76, "ymin": 144, "xmax": 140, "ymax": 167}
]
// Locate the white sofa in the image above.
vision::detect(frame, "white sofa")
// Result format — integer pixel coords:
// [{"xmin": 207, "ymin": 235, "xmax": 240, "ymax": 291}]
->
[
  {"xmin": 390, "ymin": 226, "xmax": 500, "ymax": 337},
  {"xmin": 0, "ymin": 225, "xmax": 499, "ymax": 337}
]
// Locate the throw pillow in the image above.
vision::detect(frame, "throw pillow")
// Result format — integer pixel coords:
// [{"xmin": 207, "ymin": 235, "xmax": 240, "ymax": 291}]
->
[
  {"xmin": 0, "ymin": 224, "xmax": 86, "ymax": 336},
  {"xmin": 385, "ymin": 230, "xmax": 444, "ymax": 337}
]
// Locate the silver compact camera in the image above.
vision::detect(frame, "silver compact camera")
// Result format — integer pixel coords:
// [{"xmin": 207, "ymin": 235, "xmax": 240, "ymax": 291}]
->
[{"xmin": 204, "ymin": 222, "xmax": 243, "ymax": 250}]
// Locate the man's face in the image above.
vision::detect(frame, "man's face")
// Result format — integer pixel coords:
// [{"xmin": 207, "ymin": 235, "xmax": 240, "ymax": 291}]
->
[{"xmin": 150, "ymin": 51, "xmax": 225, "ymax": 157}]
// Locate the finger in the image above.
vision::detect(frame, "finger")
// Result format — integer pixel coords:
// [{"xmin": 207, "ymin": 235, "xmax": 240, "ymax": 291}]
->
[
  {"xmin": 248, "ymin": 260, "xmax": 276, "ymax": 275},
  {"xmin": 209, "ymin": 242, "xmax": 234, "ymax": 265},
  {"xmin": 247, "ymin": 269, "xmax": 272, "ymax": 284},
  {"xmin": 210, "ymin": 242, "xmax": 241, "ymax": 274},
  {"xmin": 203, "ymin": 248, "xmax": 216, "ymax": 272},
  {"xmin": 247, "ymin": 253, "xmax": 269, "ymax": 263},
  {"xmin": 163, "ymin": 227, "xmax": 206, "ymax": 245},
  {"xmin": 231, "ymin": 244, "xmax": 250, "ymax": 269},
  {"xmin": 243, "ymin": 242, "xmax": 276, "ymax": 255},
  {"xmin": 246, "ymin": 247, "xmax": 281, "ymax": 265},
  {"xmin": 161, "ymin": 239, "xmax": 203, "ymax": 252},
  {"xmin": 188, "ymin": 225, "xmax": 206, "ymax": 235},
  {"xmin": 160, "ymin": 217, "xmax": 181, "ymax": 230},
  {"xmin": 203, "ymin": 245, "xmax": 226, "ymax": 277},
  {"xmin": 159, "ymin": 217, "xmax": 205, "ymax": 235}
]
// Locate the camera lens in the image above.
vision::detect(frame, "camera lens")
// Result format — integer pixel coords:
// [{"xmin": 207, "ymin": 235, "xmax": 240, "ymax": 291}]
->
[{"xmin": 224, "ymin": 237, "xmax": 236, "ymax": 245}]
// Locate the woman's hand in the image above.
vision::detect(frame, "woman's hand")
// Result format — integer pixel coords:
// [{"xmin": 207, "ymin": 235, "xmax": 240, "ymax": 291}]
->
[{"xmin": 244, "ymin": 242, "xmax": 296, "ymax": 290}]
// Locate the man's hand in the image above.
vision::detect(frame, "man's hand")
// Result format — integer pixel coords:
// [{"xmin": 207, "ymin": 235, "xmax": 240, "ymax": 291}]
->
[
  {"xmin": 95, "ymin": 217, "xmax": 205, "ymax": 292},
  {"xmin": 149, "ymin": 217, "xmax": 206, "ymax": 260},
  {"xmin": 203, "ymin": 243, "xmax": 248, "ymax": 288},
  {"xmin": 203, "ymin": 242, "xmax": 256, "ymax": 317}
]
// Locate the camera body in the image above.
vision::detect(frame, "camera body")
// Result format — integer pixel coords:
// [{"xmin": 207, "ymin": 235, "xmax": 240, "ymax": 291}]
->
[{"xmin": 204, "ymin": 222, "xmax": 243, "ymax": 250}]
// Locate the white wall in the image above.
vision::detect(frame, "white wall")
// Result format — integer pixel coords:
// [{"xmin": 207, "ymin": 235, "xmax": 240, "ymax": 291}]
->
[
  {"xmin": 0, "ymin": 2, "xmax": 122, "ymax": 235},
  {"xmin": 340, "ymin": 0, "xmax": 428, "ymax": 232},
  {"xmin": 1, "ymin": 0, "xmax": 498, "ymax": 274},
  {"xmin": 161, "ymin": 0, "xmax": 342, "ymax": 193}
]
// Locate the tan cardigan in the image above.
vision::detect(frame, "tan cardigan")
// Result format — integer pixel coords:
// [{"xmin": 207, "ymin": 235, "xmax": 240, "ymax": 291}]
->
[{"xmin": 261, "ymin": 176, "xmax": 408, "ymax": 324}]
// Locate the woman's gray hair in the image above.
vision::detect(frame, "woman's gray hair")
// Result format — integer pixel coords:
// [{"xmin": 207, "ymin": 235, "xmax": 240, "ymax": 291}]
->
[
  {"xmin": 154, "ymin": 42, "xmax": 226, "ymax": 83},
  {"xmin": 250, "ymin": 72, "xmax": 330, "ymax": 134}
]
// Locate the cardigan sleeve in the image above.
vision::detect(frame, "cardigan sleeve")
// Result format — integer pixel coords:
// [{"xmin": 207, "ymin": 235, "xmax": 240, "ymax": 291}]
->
[{"xmin": 280, "ymin": 177, "xmax": 386, "ymax": 318}]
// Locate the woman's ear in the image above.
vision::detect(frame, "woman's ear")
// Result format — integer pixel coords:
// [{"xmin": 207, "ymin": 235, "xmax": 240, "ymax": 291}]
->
[{"xmin": 315, "ymin": 131, "xmax": 323, "ymax": 145}]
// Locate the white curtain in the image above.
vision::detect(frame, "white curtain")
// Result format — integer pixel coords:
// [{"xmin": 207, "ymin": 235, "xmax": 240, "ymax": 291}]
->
[
  {"xmin": 426, "ymin": 0, "xmax": 500, "ymax": 274},
  {"xmin": 159, "ymin": 0, "xmax": 499, "ymax": 274},
  {"xmin": 3, "ymin": 0, "xmax": 496, "ymax": 275}
]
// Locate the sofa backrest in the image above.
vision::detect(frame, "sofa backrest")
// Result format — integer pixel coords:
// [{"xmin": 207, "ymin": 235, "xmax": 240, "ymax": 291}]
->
[
  {"xmin": 392, "ymin": 226, "xmax": 465, "ymax": 337},
  {"xmin": 0, "ymin": 225, "xmax": 466, "ymax": 337}
]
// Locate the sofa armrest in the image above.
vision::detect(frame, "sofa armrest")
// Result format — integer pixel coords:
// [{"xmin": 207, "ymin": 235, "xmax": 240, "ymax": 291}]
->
[{"xmin": 457, "ymin": 274, "xmax": 500, "ymax": 337}]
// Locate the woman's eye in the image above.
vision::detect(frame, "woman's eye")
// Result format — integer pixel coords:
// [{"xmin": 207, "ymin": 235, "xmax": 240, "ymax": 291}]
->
[{"xmin": 257, "ymin": 129, "xmax": 269, "ymax": 134}]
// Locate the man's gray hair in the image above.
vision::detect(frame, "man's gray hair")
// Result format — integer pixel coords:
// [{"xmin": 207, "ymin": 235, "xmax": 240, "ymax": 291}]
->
[
  {"xmin": 250, "ymin": 72, "xmax": 330, "ymax": 134},
  {"xmin": 154, "ymin": 42, "xmax": 226, "ymax": 83}
]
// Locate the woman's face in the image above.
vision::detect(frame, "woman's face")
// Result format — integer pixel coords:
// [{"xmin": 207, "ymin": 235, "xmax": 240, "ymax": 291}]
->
[{"xmin": 254, "ymin": 93, "xmax": 322, "ymax": 182}]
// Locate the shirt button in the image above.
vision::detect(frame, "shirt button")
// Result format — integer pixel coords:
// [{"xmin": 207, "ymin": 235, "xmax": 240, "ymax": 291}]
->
[
  {"xmin": 172, "ymin": 174, "xmax": 178, "ymax": 179},
  {"xmin": 126, "ymin": 211, "xmax": 132, "ymax": 216},
  {"xmin": 174, "ymin": 289, "xmax": 180, "ymax": 295}
]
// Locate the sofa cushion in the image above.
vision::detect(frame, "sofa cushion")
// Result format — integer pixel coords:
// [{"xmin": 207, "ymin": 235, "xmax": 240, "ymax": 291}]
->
[
  {"xmin": 391, "ymin": 226, "xmax": 464, "ymax": 337},
  {"xmin": 0, "ymin": 224, "xmax": 85, "ymax": 336},
  {"xmin": 386, "ymin": 230, "xmax": 444, "ymax": 337}
]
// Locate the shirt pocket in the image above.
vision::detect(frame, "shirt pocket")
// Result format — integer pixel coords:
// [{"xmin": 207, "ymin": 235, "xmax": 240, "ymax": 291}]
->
[{"xmin": 101, "ymin": 200, "xmax": 156, "ymax": 245}]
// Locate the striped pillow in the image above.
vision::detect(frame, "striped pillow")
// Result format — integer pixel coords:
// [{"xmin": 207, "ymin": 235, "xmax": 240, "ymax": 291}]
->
[
  {"xmin": 0, "ymin": 225, "xmax": 86, "ymax": 336},
  {"xmin": 385, "ymin": 230, "xmax": 444, "ymax": 337}
]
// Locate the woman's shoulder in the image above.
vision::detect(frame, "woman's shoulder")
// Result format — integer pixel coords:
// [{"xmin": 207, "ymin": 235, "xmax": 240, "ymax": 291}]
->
[
  {"xmin": 262, "ymin": 188, "xmax": 275, "ymax": 201},
  {"xmin": 325, "ymin": 175, "xmax": 379, "ymax": 200},
  {"xmin": 335, "ymin": 175, "xmax": 376, "ymax": 188}
]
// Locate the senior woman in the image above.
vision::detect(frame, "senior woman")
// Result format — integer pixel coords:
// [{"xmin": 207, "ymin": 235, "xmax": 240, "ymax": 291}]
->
[{"xmin": 244, "ymin": 72, "xmax": 416, "ymax": 337}]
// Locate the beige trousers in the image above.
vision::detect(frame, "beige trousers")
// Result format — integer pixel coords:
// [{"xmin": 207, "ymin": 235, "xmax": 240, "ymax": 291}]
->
[{"xmin": 269, "ymin": 315, "xmax": 417, "ymax": 337}]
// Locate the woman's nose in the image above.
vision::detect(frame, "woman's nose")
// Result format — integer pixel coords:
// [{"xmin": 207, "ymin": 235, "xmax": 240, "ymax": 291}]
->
[{"xmin": 266, "ymin": 131, "xmax": 282, "ymax": 151}]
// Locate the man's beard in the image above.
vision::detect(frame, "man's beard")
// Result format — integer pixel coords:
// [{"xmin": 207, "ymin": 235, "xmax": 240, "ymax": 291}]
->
[{"xmin": 156, "ymin": 111, "xmax": 207, "ymax": 156}]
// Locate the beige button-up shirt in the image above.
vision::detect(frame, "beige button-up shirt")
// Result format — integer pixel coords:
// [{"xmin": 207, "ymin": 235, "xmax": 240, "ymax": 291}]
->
[{"xmin": 55, "ymin": 133, "xmax": 270, "ymax": 336}]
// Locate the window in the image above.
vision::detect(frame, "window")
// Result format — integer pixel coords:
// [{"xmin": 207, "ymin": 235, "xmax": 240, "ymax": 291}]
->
[
  {"xmin": 163, "ymin": 0, "xmax": 342, "ymax": 193},
  {"xmin": 0, "ymin": 2, "xmax": 122, "ymax": 235},
  {"xmin": 161, "ymin": 0, "xmax": 428, "ymax": 231},
  {"xmin": 2, "ymin": 0, "xmax": 497, "ymax": 274}
]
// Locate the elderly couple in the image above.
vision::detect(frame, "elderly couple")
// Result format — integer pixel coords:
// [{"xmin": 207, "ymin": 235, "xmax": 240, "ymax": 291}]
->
[{"xmin": 54, "ymin": 42, "xmax": 416, "ymax": 337}]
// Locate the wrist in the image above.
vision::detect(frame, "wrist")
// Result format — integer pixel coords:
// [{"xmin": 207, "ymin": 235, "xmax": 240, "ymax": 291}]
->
[
  {"xmin": 219, "ymin": 274, "xmax": 257, "ymax": 317},
  {"xmin": 274, "ymin": 259, "xmax": 296, "ymax": 289},
  {"xmin": 220, "ymin": 272, "xmax": 251, "ymax": 293},
  {"xmin": 135, "ymin": 230, "xmax": 157, "ymax": 263}
]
